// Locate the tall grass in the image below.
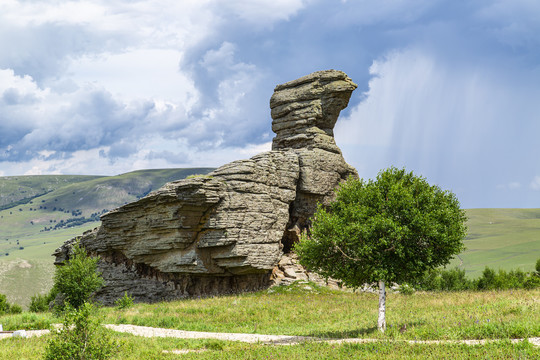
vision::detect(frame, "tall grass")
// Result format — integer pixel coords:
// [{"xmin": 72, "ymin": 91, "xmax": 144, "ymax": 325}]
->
[
  {"xmin": 1, "ymin": 285, "xmax": 539, "ymax": 359},
  {"xmin": 1, "ymin": 331, "xmax": 539, "ymax": 359},
  {"xmin": 94, "ymin": 283, "xmax": 540, "ymax": 341}
]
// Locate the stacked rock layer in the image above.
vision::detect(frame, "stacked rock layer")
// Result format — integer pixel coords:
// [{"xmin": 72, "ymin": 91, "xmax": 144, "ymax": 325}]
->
[{"xmin": 54, "ymin": 70, "xmax": 358, "ymax": 304}]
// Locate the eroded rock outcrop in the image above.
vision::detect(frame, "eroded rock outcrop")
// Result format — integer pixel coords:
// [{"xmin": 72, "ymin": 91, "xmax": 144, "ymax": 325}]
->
[{"xmin": 54, "ymin": 70, "xmax": 358, "ymax": 304}]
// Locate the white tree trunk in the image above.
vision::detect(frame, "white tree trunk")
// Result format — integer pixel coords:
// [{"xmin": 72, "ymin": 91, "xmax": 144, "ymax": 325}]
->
[{"xmin": 378, "ymin": 280, "xmax": 386, "ymax": 333}]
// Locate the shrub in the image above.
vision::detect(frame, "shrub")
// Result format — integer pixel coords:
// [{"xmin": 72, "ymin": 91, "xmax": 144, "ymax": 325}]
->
[
  {"xmin": 115, "ymin": 292, "xmax": 134, "ymax": 310},
  {"xmin": 0, "ymin": 293, "xmax": 22, "ymax": 315},
  {"xmin": 0, "ymin": 294, "xmax": 11, "ymax": 315},
  {"xmin": 524, "ymin": 275, "xmax": 540, "ymax": 289},
  {"xmin": 414, "ymin": 264, "xmax": 540, "ymax": 292},
  {"xmin": 51, "ymin": 239, "xmax": 104, "ymax": 310},
  {"xmin": 476, "ymin": 267, "xmax": 536, "ymax": 290},
  {"xmin": 536, "ymin": 258, "xmax": 540, "ymax": 276},
  {"xmin": 440, "ymin": 267, "xmax": 474, "ymax": 291},
  {"xmin": 398, "ymin": 284, "xmax": 415, "ymax": 295},
  {"xmin": 477, "ymin": 267, "xmax": 497, "ymax": 290},
  {"xmin": 29, "ymin": 293, "xmax": 50, "ymax": 313},
  {"xmin": 412, "ymin": 267, "xmax": 474, "ymax": 291},
  {"xmin": 45, "ymin": 302, "xmax": 118, "ymax": 360},
  {"xmin": 8, "ymin": 303, "xmax": 22, "ymax": 314}
]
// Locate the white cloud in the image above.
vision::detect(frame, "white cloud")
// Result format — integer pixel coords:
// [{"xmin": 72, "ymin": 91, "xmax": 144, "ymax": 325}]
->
[
  {"xmin": 477, "ymin": 0, "xmax": 540, "ymax": 49},
  {"xmin": 497, "ymin": 182, "xmax": 522, "ymax": 190},
  {"xmin": 530, "ymin": 176, "xmax": 540, "ymax": 191},
  {"xmin": 508, "ymin": 182, "xmax": 522, "ymax": 189},
  {"xmin": 71, "ymin": 49, "xmax": 198, "ymax": 104},
  {"xmin": 221, "ymin": 0, "xmax": 307, "ymax": 26}
]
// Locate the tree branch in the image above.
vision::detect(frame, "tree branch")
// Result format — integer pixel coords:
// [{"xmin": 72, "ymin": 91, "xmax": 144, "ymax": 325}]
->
[{"xmin": 334, "ymin": 244, "xmax": 362, "ymax": 262}]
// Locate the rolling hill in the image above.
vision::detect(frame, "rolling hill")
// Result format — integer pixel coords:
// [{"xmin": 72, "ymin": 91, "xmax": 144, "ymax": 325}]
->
[
  {"xmin": 0, "ymin": 175, "xmax": 103, "ymax": 210},
  {"xmin": 450, "ymin": 208, "xmax": 540, "ymax": 277}
]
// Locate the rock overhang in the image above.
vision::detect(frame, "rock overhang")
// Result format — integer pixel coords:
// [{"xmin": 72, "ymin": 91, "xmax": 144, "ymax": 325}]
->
[{"xmin": 54, "ymin": 69, "xmax": 359, "ymax": 304}]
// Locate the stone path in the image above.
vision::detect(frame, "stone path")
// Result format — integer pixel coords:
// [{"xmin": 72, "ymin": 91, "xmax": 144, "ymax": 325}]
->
[{"xmin": 2, "ymin": 324, "xmax": 539, "ymax": 348}]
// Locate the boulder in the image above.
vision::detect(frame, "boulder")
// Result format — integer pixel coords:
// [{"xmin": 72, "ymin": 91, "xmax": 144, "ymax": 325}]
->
[{"xmin": 54, "ymin": 70, "xmax": 358, "ymax": 304}]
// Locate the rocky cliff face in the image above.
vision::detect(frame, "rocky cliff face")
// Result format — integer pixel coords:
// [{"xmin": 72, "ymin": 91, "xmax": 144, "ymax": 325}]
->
[{"xmin": 54, "ymin": 70, "xmax": 358, "ymax": 304}]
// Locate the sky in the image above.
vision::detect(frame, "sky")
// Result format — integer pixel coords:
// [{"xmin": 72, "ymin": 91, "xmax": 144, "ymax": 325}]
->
[{"xmin": 0, "ymin": 0, "xmax": 539, "ymax": 209}]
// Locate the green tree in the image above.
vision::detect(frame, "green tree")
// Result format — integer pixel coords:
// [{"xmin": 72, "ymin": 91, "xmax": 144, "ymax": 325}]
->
[
  {"xmin": 51, "ymin": 240, "xmax": 104, "ymax": 310},
  {"xmin": 295, "ymin": 167, "xmax": 467, "ymax": 332},
  {"xmin": 45, "ymin": 302, "xmax": 117, "ymax": 360},
  {"xmin": 0, "ymin": 293, "xmax": 10, "ymax": 315}
]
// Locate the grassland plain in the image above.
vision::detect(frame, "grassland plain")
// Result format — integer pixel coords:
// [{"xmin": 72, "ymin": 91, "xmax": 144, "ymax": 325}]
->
[
  {"xmin": 0, "ymin": 284, "xmax": 539, "ymax": 359},
  {"xmin": 450, "ymin": 208, "xmax": 540, "ymax": 277}
]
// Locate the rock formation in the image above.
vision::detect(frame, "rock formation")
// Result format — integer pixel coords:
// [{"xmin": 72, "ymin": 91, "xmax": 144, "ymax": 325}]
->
[{"xmin": 54, "ymin": 70, "xmax": 358, "ymax": 304}]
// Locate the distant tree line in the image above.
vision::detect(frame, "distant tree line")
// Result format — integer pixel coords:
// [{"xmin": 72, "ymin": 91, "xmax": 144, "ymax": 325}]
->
[
  {"xmin": 40, "ymin": 209, "xmax": 108, "ymax": 232},
  {"xmin": 0, "ymin": 190, "xmax": 52, "ymax": 211},
  {"xmin": 407, "ymin": 259, "xmax": 540, "ymax": 291}
]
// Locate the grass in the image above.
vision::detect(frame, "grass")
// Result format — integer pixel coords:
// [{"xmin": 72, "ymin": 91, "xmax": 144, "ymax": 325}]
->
[
  {"xmin": 1, "ymin": 284, "xmax": 539, "ymax": 359},
  {"xmin": 0, "ymin": 175, "xmax": 102, "ymax": 208},
  {"xmin": 449, "ymin": 208, "xmax": 540, "ymax": 277},
  {"xmin": 94, "ymin": 283, "xmax": 539, "ymax": 341},
  {"xmin": 1, "ymin": 335, "xmax": 539, "ymax": 360}
]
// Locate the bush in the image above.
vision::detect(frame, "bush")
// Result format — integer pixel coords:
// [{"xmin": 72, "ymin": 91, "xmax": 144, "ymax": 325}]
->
[
  {"xmin": 524, "ymin": 275, "xmax": 540, "ymax": 289},
  {"xmin": 8, "ymin": 303, "xmax": 22, "ymax": 314},
  {"xmin": 51, "ymin": 240, "xmax": 104, "ymax": 310},
  {"xmin": 440, "ymin": 267, "xmax": 474, "ymax": 291},
  {"xmin": 398, "ymin": 284, "xmax": 415, "ymax": 295},
  {"xmin": 476, "ymin": 267, "xmax": 535, "ymax": 290},
  {"xmin": 45, "ymin": 302, "xmax": 118, "ymax": 360},
  {"xmin": 413, "ymin": 264, "xmax": 540, "ymax": 292},
  {"xmin": 0, "ymin": 293, "xmax": 22, "ymax": 315},
  {"xmin": 412, "ymin": 267, "xmax": 474, "ymax": 291},
  {"xmin": 0, "ymin": 293, "xmax": 9, "ymax": 315},
  {"xmin": 115, "ymin": 292, "xmax": 134, "ymax": 310},
  {"xmin": 29, "ymin": 293, "xmax": 50, "ymax": 313}
]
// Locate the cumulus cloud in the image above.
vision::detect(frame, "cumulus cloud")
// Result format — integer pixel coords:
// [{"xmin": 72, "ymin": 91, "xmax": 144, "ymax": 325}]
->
[{"xmin": 1, "ymin": 0, "xmax": 540, "ymax": 208}]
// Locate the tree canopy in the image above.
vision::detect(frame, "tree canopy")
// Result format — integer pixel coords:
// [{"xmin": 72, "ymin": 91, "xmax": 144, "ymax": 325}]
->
[
  {"xmin": 295, "ymin": 167, "xmax": 468, "ymax": 331},
  {"xmin": 295, "ymin": 167, "xmax": 467, "ymax": 287},
  {"xmin": 51, "ymin": 240, "xmax": 104, "ymax": 310}
]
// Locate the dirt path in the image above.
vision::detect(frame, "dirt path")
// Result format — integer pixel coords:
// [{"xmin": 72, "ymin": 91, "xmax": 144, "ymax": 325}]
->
[{"xmin": 2, "ymin": 324, "xmax": 540, "ymax": 347}]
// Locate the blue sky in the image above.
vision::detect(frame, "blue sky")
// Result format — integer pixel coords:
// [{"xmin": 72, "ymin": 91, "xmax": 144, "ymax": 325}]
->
[{"xmin": 1, "ymin": 0, "xmax": 539, "ymax": 208}]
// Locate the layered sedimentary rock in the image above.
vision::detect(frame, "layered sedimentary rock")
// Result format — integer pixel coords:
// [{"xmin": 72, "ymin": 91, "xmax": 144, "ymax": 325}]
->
[
  {"xmin": 54, "ymin": 70, "xmax": 358, "ymax": 304},
  {"xmin": 271, "ymin": 71, "xmax": 358, "ymax": 251}
]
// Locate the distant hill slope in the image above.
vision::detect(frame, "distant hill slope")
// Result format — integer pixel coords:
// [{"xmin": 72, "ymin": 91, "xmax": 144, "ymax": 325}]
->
[
  {"xmin": 0, "ymin": 168, "xmax": 214, "ymax": 306},
  {"xmin": 0, "ymin": 175, "xmax": 103, "ymax": 209},
  {"xmin": 449, "ymin": 208, "xmax": 540, "ymax": 277}
]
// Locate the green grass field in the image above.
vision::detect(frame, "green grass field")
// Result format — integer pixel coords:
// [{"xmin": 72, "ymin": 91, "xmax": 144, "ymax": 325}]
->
[
  {"xmin": 1, "ymin": 284, "xmax": 539, "ymax": 359},
  {"xmin": 450, "ymin": 209, "xmax": 540, "ymax": 277},
  {"xmin": 0, "ymin": 175, "xmax": 103, "ymax": 208}
]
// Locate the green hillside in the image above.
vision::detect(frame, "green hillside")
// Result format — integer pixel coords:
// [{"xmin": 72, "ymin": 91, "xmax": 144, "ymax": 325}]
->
[
  {"xmin": 0, "ymin": 168, "xmax": 213, "ymax": 306},
  {"xmin": 448, "ymin": 208, "xmax": 540, "ymax": 277},
  {"xmin": 0, "ymin": 175, "xmax": 103, "ymax": 209}
]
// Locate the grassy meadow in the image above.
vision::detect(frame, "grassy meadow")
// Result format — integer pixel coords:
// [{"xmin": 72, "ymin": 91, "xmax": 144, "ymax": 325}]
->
[
  {"xmin": 1, "ymin": 283, "xmax": 539, "ymax": 359},
  {"xmin": 452, "ymin": 208, "xmax": 540, "ymax": 277}
]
